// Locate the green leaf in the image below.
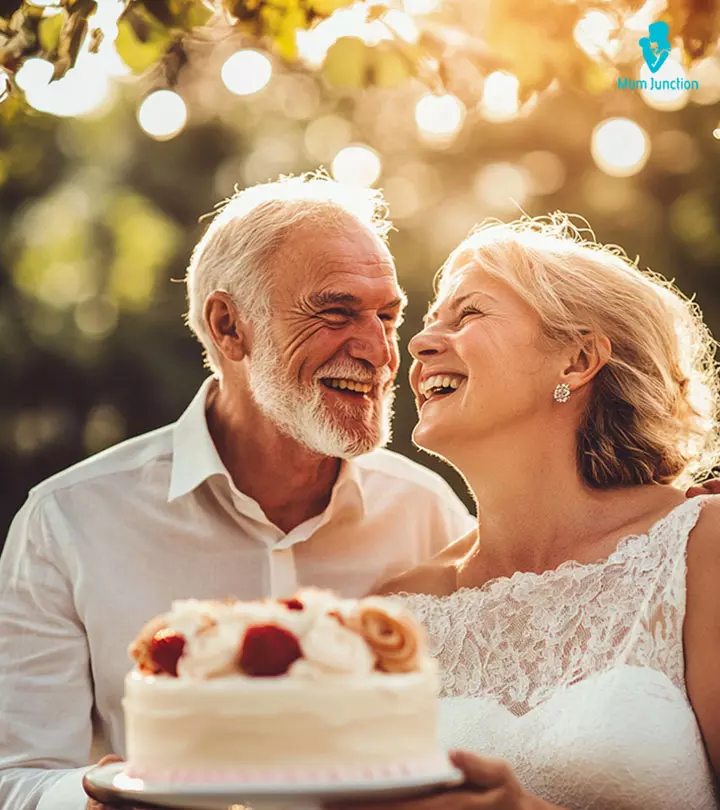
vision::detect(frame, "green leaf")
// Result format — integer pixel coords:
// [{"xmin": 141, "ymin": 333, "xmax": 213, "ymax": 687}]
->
[
  {"xmin": 307, "ymin": 0, "xmax": 354, "ymax": 16},
  {"xmin": 38, "ymin": 11, "xmax": 64, "ymax": 54},
  {"xmin": 139, "ymin": 0, "xmax": 177, "ymax": 29},
  {"xmin": 372, "ymin": 44, "xmax": 412, "ymax": 88},
  {"xmin": 115, "ymin": 12, "xmax": 172, "ymax": 73},
  {"xmin": 179, "ymin": 0, "xmax": 213, "ymax": 31},
  {"xmin": 322, "ymin": 36, "xmax": 368, "ymax": 87}
]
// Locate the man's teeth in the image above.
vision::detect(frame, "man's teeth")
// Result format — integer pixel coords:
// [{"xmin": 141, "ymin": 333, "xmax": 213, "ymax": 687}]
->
[
  {"xmin": 420, "ymin": 374, "xmax": 466, "ymax": 398},
  {"xmin": 324, "ymin": 379, "xmax": 373, "ymax": 393}
]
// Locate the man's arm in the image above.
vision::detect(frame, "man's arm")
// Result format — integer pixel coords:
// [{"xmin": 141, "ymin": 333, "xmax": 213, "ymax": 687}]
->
[{"xmin": 0, "ymin": 494, "xmax": 96, "ymax": 810}]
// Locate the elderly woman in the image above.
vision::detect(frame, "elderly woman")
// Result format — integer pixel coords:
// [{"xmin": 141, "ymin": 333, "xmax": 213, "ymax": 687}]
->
[{"xmin": 362, "ymin": 215, "xmax": 720, "ymax": 810}]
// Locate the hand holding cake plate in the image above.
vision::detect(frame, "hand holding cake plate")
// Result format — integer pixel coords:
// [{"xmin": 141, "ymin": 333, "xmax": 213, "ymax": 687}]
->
[{"xmin": 83, "ymin": 758, "xmax": 465, "ymax": 810}]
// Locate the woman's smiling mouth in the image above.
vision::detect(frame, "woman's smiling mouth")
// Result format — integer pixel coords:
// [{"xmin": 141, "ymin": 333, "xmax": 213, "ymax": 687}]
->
[{"xmin": 418, "ymin": 373, "xmax": 467, "ymax": 405}]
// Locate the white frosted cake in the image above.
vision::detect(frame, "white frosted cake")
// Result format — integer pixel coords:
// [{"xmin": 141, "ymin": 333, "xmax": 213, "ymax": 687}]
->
[{"xmin": 123, "ymin": 589, "xmax": 445, "ymax": 783}]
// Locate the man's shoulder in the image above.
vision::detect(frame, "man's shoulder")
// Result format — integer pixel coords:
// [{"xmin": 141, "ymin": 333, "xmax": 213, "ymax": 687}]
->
[
  {"xmin": 354, "ymin": 449, "xmax": 462, "ymax": 500},
  {"xmin": 29, "ymin": 422, "xmax": 174, "ymax": 504}
]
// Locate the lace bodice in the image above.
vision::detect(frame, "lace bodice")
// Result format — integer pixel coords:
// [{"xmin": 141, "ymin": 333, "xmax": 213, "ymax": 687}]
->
[{"xmin": 393, "ymin": 495, "xmax": 718, "ymax": 810}]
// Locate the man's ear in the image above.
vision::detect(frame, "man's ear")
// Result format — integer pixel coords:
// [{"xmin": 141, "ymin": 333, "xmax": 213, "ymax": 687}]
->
[
  {"xmin": 561, "ymin": 331, "xmax": 612, "ymax": 390},
  {"xmin": 204, "ymin": 291, "xmax": 249, "ymax": 363}
]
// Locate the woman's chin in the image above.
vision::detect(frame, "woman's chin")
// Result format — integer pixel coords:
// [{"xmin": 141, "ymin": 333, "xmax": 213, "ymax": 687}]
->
[{"xmin": 412, "ymin": 420, "xmax": 456, "ymax": 455}]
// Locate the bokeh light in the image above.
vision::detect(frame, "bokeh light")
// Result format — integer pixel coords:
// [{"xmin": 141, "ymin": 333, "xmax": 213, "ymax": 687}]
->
[
  {"xmin": 518, "ymin": 151, "xmax": 566, "ymax": 196},
  {"xmin": 639, "ymin": 53, "xmax": 690, "ymax": 112},
  {"xmin": 383, "ymin": 175, "xmax": 421, "ymax": 220},
  {"xmin": 304, "ymin": 114, "xmax": 353, "ymax": 163},
  {"xmin": 573, "ymin": 11, "xmax": 616, "ymax": 60},
  {"xmin": 473, "ymin": 163, "xmax": 531, "ymax": 211},
  {"xmin": 591, "ymin": 118, "xmax": 650, "ymax": 177},
  {"xmin": 653, "ymin": 130, "xmax": 700, "ymax": 174},
  {"xmin": 689, "ymin": 58, "xmax": 720, "ymax": 105},
  {"xmin": 297, "ymin": 3, "xmax": 415, "ymax": 70},
  {"xmin": 414, "ymin": 93, "xmax": 466, "ymax": 144},
  {"xmin": 403, "ymin": 0, "xmax": 440, "ymax": 13},
  {"xmin": 24, "ymin": 54, "xmax": 112, "ymax": 117},
  {"xmin": 14, "ymin": 58, "xmax": 53, "ymax": 94},
  {"xmin": 331, "ymin": 144, "xmax": 382, "ymax": 187},
  {"xmin": 221, "ymin": 50, "xmax": 273, "ymax": 96},
  {"xmin": 480, "ymin": 71, "xmax": 520, "ymax": 122},
  {"xmin": 137, "ymin": 90, "xmax": 188, "ymax": 141}
]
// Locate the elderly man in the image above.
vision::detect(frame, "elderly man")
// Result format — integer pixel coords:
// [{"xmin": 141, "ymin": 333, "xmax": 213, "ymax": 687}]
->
[{"xmin": 0, "ymin": 174, "xmax": 474, "ymax": 810}]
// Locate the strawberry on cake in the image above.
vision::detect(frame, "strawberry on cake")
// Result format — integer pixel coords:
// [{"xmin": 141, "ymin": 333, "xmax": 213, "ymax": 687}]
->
[{"xmin": 123, "ymin": 589, "xmax": 446, "ymax": 784}]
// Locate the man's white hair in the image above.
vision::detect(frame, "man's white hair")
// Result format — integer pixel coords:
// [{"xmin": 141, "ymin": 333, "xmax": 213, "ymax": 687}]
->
[{"xmin": 185, "ymin": 171, "xmax": 393, "ymax": 374}]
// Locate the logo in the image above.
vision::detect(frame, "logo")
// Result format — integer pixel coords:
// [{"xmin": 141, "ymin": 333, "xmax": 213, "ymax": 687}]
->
[
  {"xmin": 617, "ymin": 20, "xmax": 699, "ymax": 92},
  {"xmin": 639, "ymin": 21, "xmax": 671, "ymax": 73}
]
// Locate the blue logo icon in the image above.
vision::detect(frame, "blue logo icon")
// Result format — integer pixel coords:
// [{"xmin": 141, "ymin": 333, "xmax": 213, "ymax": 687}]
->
[{"xmin": 639, "ymin": 21, "xmax": 671, "ymax": 73}]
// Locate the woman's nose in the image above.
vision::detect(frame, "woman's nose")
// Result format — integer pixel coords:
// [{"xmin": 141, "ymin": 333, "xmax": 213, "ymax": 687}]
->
[{"xmin": 408, "ymin": 326, "xmax": 446, "ymax": 360}]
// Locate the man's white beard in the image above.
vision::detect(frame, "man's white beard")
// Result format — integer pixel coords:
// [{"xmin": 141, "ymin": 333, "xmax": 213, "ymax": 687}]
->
[{"xmin": 248, "ymin": 327, "xmax": 394, "ymax": 459}]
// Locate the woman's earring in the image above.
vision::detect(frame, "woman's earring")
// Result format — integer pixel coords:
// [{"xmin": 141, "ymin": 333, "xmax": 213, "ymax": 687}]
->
[{"xmin": 553, "ymin": 383, "xmax": 571, "ymax": 403}]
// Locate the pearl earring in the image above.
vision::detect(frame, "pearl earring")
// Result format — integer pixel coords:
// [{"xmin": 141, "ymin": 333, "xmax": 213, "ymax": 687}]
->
[{"xmin": 553, "ymin": 383, "xmax": 571, "ymax": 403}]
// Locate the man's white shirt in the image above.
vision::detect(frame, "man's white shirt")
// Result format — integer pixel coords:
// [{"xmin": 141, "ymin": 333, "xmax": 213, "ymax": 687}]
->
[{"xmin": 0, "ymin": 376, "xmax": 474, "ymax": 810}]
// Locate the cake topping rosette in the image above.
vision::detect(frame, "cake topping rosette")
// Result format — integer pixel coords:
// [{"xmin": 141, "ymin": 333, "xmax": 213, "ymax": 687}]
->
[{"xmin": 127, "ymin": 588, "xmax": 426, "ymax": 679}]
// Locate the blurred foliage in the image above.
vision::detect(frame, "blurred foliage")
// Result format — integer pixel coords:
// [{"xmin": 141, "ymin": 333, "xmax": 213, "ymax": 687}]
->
[
  {"xmin": 0, "ymin": 0, "xmax": 720, "ymax": 108},
  {"xmin": 1, "ymin": 41, "xmax": 720, "ymax": 542}
]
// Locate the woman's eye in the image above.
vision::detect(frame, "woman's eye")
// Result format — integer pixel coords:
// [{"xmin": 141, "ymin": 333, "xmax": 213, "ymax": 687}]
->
[{"xmin": 458, "ymin": 307, "xmax": 483, "ymax": 323}]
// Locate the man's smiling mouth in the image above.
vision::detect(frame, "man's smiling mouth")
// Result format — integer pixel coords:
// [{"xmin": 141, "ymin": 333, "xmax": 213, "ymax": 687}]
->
[{"xmin": 320, "ymin": 378, "xmax": 374, "ymax": 396}]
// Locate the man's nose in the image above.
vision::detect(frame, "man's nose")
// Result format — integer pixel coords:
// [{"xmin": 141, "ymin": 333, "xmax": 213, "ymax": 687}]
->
[{"xmin": 346, "ymin": 316, "xmax": 393, "ymax": 368}]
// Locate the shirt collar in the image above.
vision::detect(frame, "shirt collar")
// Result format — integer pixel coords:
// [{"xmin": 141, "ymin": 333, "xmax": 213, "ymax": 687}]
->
[
  {"xmin": 168, "ymin": 376, "xmax": 227, "ymax": 503},
  {"xmin": 168, "ymin": 376, "xmax": 367, "ymax": 521}
]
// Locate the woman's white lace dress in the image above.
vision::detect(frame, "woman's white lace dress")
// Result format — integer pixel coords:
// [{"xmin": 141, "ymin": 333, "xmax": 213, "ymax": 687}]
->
[{"xmin": 395, "ymin": 495, "xmax": 718, "ymax": 810}]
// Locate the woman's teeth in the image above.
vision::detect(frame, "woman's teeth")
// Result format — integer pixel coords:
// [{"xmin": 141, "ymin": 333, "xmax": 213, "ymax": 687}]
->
[
  {"xmin": 323, "ymin": 378, "xmax": 373, "ymax": 394},
  {"xmin": 420, "ymin": 374, "xmax": 466, "ymax": 398}
]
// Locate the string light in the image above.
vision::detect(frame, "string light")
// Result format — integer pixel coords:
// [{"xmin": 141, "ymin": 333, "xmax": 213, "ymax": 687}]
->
[{"xmin": 137, "ymin": 90, "xmax": 187, "ymax": 140}]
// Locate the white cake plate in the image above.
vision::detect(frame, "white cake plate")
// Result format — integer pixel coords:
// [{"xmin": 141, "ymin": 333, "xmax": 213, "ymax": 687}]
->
[{"xmin": 83, "ymin": 761, "xmax": 465, "ymax": 810}]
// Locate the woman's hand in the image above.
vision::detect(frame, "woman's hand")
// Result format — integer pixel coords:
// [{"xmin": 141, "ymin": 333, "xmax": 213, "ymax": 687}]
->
[
  {"xmin": 686, "ymin": 478, "xmax": 720, "ymax": 498},
  {"xmin": 328, "ymin": 750, "xmax": 562, "ymax": 810}
]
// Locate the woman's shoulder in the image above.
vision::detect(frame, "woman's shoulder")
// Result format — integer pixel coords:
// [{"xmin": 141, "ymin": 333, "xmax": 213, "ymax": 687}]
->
[{"xmin": 374, "ymin": 527, "xmax": 477, "ymax": 597}]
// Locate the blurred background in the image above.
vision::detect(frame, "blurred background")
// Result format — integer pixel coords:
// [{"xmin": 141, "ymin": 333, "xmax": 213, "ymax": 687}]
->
[{"xmin": 1, "ymin": 0, "xmax": 720, "ymax": 543}]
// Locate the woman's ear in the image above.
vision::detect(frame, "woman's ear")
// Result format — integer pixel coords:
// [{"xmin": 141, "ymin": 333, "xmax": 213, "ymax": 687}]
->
[
  {"xmin": 562, "ymin": 332, "xmax": 612, "ymax": 388},
  {"xmin": 204, "ymin": 292, "xmax": 249, "ymax": 363}
]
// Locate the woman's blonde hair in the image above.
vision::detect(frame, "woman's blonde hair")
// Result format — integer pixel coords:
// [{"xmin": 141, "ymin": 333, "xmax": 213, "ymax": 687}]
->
[{"xmin": 437, "ymin": 213, "xmax": 720, "ymax": 489}]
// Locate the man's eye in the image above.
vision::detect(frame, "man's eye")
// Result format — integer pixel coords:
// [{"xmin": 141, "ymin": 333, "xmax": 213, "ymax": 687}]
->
[{"xmin": 323, "ymin": 308, "xmax": 351, "ymax": 318}]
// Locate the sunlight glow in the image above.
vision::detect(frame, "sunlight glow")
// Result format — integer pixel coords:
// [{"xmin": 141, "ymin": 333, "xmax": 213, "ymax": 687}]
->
[
  {"xmin": 639, "ymin": 51, "xmax": 690, "ymax": 111},
  {"xmin": 137, "ymin": 90, "xmax": 188, "ymax": 141},
  {"xmin": 473, "ymin": 163, "xmax": 531, "ymax": 211},
  {"xmin": 415, "ymin": 93, "xmax": 466, "ymax": 143},
  {"xmin": 480, "ymin": 71, "xmax": 519, "ymax": 122},
  {"xmin": 14, "ymin": 58, "xmax": 53, "ymax": 93},
  {"xmin": 573, "ymin": 11, "xmax": 617, "ymax": 60},
  {"xmin": 331, "ymin": 144, "xmax": 382, "ymax": 187},
  {"xmin": 403, "ymin": 0, "xmax": 440, "ymax": 13},
  {"xmin": 297, "ymin": 2, "xmax": 416, "ymax": 69},
  {"xmin": 221, "ymin": 50, "xmax": 273, "ymax": 96},
  {"xmin": 591, "ymin": 118, "xmax": 650, "ymax": 177}
]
